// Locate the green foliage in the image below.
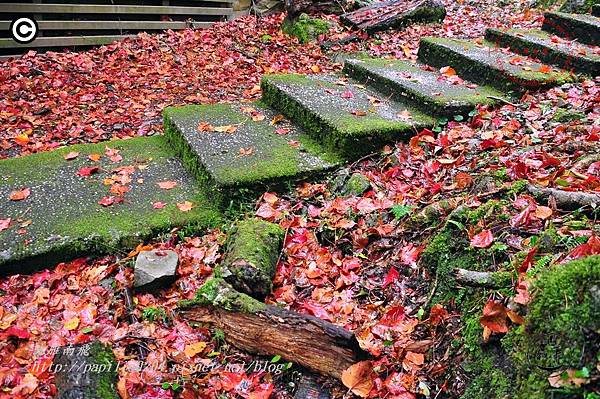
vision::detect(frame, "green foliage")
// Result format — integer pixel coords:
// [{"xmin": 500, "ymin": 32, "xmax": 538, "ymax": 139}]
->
[
  {"xmin": 391, "ymin": 204, "xmax": 415, "ymax": 219},
  {"xmin": 142, "ymin": 306, "xmax": 168, "ymax": 323}
]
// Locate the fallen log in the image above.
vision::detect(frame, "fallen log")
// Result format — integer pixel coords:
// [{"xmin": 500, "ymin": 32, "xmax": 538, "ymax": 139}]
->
[
  {"xmin": 340, "ymin": 0, "xmax": 445, "ymax": 34},
  {"xmin": 454, "ymin": 268, "xmax": 514, "ymax": 289},
  {"xmin": 527, "ymin": 184, "xmax": 600, "ymax": 212},
  {"xmin": 218, "ymin": 218, "xmax": 284, "ymax": 299},
  {"xmin": 179, "ymin": 278, "xmax": 369, "ymax": 379}
]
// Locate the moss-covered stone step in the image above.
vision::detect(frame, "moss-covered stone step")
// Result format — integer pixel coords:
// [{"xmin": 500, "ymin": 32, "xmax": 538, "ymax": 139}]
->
[
  {"xmin": 417, "ymin": 37, "xmax": 575, "ymax": 93},
  {"xmin": 542, "ymin": 11, "xmax": 600, "ymax": 46},
  {"xmin": 343, "ymin": 57, "xmax": 505, "ymax": 117},
  {"xmin": 261, "ymin": 74, "xmax": 435, "ymax": 159},
  {"xmin": 485, "ymin": 28, "xmax": 600, "ymax": 76},
  {"xmin": 163, "ymin": 103, "xmax": 339, "ymax": 205},
  {"xmin": 0, "ymin": 136, "xmax": 221, "ymax": 275}
]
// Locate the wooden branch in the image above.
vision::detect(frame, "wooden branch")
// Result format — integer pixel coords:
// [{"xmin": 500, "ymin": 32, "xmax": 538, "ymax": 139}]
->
[
  {"xmin": 527, "ymin": 184, "xmax": 600, "ymax": 211},
  {"xmin": 454, "ymin": 268, "xmax": 513, "ymax": 289},
  {"xmin": 179, "ymin": 279, "xmax": 368, "ymax": 379}
]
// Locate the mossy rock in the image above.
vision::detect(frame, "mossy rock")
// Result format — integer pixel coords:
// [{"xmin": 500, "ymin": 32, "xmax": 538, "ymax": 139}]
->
[
  {"xmin": 510, "ymin": 255, "xmax": 600, "ymax": 398},
  {"xmin": 179, "ymin": 277, "xmax": 267, "ymax": 313},
  {"xmin": 552, "ymin": 107, "xmax": 588, "ymax": 123},
  {"xmin": 343, "ymin": 173, "xmax": 371, "ymax": 196},
  {"xmin": 281, "ymin": 14, "xmax": 329, "ymax": 43}
]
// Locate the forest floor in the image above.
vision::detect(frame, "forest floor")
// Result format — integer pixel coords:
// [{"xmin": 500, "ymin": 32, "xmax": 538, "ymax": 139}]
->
[{"xmin": 1, "ymin": 0, "xmax": 599, "ymax": 398}]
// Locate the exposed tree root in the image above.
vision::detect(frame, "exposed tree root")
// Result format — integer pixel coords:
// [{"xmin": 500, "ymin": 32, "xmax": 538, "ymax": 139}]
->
[
  {"xmin": 527, "ymin": 184, "xmax": 600, "ymax": 212},
  {"xmin": 454, "ymin": 268, "xmax": 513, "ymax": 289}
]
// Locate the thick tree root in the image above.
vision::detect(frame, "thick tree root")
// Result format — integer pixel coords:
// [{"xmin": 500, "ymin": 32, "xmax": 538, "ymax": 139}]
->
[
  {"xmin": 454, "ymin": 268, "xmax": 513, "ymax": 289},
  {"xmin": 527, "ymin": 184, "xmax": 600, "ymax": 211},
  {"xmin": 179, "ymin": 279, "xmax": 368, "ymax": 379}
]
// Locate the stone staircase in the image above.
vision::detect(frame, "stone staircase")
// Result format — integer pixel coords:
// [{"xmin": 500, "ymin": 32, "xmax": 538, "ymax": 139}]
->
[{"xmin": 1, "ymin": 10, "xmax": 598, "ymax": 274}]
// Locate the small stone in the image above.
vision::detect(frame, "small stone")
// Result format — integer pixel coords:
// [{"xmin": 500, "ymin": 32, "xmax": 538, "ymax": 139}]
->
[
  {"xmin": 134, "ymin": 249, "xmax": 179, "ymax": 291},
  {"xmin": 343, "ymin": 173, "xmax": 371, "ymax": 196}
]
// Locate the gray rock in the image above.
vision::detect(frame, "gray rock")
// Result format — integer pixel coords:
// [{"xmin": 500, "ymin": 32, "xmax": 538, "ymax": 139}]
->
[
  {"xmin": 134, "ymin": 249, "xmax": 179, "ymax": 291},
  {"xmin": 343, "ymin": 173, "xmax": 371, "ymax": 196}
]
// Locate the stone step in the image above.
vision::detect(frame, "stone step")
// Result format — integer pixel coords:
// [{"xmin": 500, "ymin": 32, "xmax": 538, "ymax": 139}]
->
[
  {"xmin": 343, "ymin": 57, "xmax": 506, "ymax": 117},
  {"xmin": 0, "ymin": 136, "xmax": 221, "ymax": 275},
  {"xmin": 163, "ymin": 103, "xmax": 339, "ymax": 203},
  {"xmin": 542, "ymin": 11, "xmax": 600, "ymax": 46},
  {"xmin": 417, "ymin": 37, "xmax": 575, "ymax": 93},
  {"xmin": 260, "ymin": 74, "xmax": 435, "ymax": 159},
  {"xmin": 486, "ymin": 28, "xmax": 600, "ymax": 75}
]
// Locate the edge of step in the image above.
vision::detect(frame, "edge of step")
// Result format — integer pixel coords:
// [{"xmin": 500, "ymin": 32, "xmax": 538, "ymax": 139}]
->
[
  {"xmin": 342, "ymin": 57, "xmax": 506, "ymax": 117},
  {"xmin": 542, "ymin": 11, "xmax": 600, "ymax": 46},
  {"xmin": 260, "ymin": 73, "xmax": 435, "ymax": 160},
  {"xmin": 485, "ymin": 27, "xmax": 600, "ymax": 76},
  {"xmin": 417, "ymin": 36, "xmax": 577, "ymax": 93},
  {"xmin": 163, "ymin": 102, "xmax": 341, "ymax": 205}
]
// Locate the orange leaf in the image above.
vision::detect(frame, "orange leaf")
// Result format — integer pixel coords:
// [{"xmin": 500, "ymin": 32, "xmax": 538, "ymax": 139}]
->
[
  {"xmin": 157, "ymin": 181, "xmax": 177, "ymax": 190},
  {"xmin": 534, "ymin": 205, "xmax": 552, "ymax": 220},
  {"xmin": 480, "ymin": 300, "xmax": 508, "ymax": 334},
  {"xmin": 177, "ymin": 201, "xmax": 194, "ymax": 212},
  {"xmin": 537, "ymin": 64, "xmax": 552, "ymax": 73},
  {"xmin": 9, "ymin": 188, "xmax": 31, "ymax": 201},
  {"xmin": 64, "ymin": 317, "xmax": 80, "ymax": 331},
  {"xmin": 440, "ymin": 66, "xmax": 457, "ymax": 77},
  {"xmin": 341, "ymin": 361, "xmax": 374, "ymax": 398},
  {"xmin": 184, "ymin": 341, "xmax": 207, "ymax": 358},
  {"xmin": 88, "ymin": 153, "xmax": 102, "ymax": 162}
]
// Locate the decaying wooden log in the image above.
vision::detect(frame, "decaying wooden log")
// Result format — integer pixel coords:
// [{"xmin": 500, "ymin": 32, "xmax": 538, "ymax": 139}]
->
[
  {"xmin": 218, "ymin": 218, "xmax": 284, "ymax": 299},
  {"xmin": 340, "ymin": 0, "xmax": 445, "ymax": 33},
  {"xmin": 527, "ymin": 184, "xmax": 600, "ymax": 212},
  {"xmin": 454, "ymin": 268, "xmax": 514, "ymax": 289},
  {"xmin": 179, "ymin": 279, "xmax": 368, "ymax": 379},
  {"xmin": 284, "ymin": 0, "xmax": 347, "ymax": 20}
]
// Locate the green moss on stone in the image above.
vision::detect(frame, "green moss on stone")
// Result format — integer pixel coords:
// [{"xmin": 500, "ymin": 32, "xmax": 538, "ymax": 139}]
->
[
  {"xmin": 552, "ymin": 107, "xmax": 588, "ymax": 122},
  {"xmin": 510, "ymin": 255, "xmax": 600, "ymax": 399},
  {"xmin": 180, "ymin": 277, "xmax": 267, "ymax": 313},
  {"xmin": 282, "ymin": 14, "xmax": 329, "ymax": 43},
  {"xmin": 217, "ymin": 218, "xmax": 284, "ymax": 298}
]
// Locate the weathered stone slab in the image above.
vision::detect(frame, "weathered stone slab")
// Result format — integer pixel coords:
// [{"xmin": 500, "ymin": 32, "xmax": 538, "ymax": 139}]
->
[
  {"xmin": 163, "ymin": 103, "xmax": 339, "ymax": 204},
  {"xmin": 0, "ymin": 136, "xmax": 220, "ymax": 275},
  {"xmin": 261, "ymin": 74, "xmax": 435, "ymax": 159},
  {"xmin": 134, "ymin": 249, "xmax": 179, "ymax": 291},
  {"xmin": 486, "ymin": 28, "xmax": 600, "ymax": 75},
  {"xmin": 343, "ymin": 58, "xmax": 505, "ymax": 116},
  {"xmin": 543, "ymin": 11, "xmax": 600, "ymax": 46},
  {"xmin": 417, "ymin": 37, "xmax": 575, "ymax": 93}
]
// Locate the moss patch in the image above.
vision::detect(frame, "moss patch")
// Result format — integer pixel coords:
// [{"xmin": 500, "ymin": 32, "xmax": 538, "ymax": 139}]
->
[
  {"xmin": 510, "ymin": 255, "xmax": 600, "ymax": 399},
  {"xmin": 282, "ymin": 14, "xmax": 329, "ymax": 43},
  {"xmin": 217, "ymin": 218, "xmax": 284, "ymax": 299},
  {"xmin": 0, "ymin": 136, "xmax": 221, "ymax": 275},
  {"xmin": 179, "ymin": 277, "xmax": 267, "ymax": 313}
]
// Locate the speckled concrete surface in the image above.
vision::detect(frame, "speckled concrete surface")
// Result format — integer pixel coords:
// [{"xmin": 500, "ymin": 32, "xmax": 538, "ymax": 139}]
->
[
  {"xmin": 0, "ymin": 136, "xmax": 220, "ymax": 275},
  {"xmin": 343, "ymin": 58, "xmax": 505, "ymax": 116}
]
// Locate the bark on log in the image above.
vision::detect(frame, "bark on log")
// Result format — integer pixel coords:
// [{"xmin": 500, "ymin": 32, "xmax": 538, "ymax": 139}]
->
[
  {"xmin": 218, "ymin": 218, "xmax": 284, "ymax": 300},
  {"xmin": 179, "ymin": 279, "xmax": 368, "ymax": 379},
  {"xmin": 527, "ymin": 184, "xmax": 600, "ymax": 211},
  {"xmin": 285, "ymin": 0, "xmax": 346, "ymax": 19},
  {"xmin": 53, "ymin": 341, "xmax": 119, "ymax": 399},
  {"xmin": 454, "ymin": 268, "xmax": 513, "ymax": 289},
  {"xmin": 340, "ymin": 0, "xmax": 445, "ymax": 33}
]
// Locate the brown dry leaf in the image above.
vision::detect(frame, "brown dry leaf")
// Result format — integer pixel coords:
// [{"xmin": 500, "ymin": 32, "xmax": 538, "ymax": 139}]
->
[
  {"xmin": 198, "ymin": 121, "xmax": 215, "ymax": 132},
  {"xmin": 63, "ymin": 151, "xmax": 80, "ymax": 160},
  {"xmin": 351, "ymin": 110, "xmax": 368, "ymax": 116},
  {"xmin": 239, "ymin": 147, "xmax": 254, "ymax": 156},
  {"xmin": 535, "ymin": 205, "xmax": 553, "ymax": 220},
  {"xmin": 440, "ymin": 66, "xmax": 457, "ymax": 77},
  {"xmin": 271, "ymin": 114, "xmax": 285, "ymax": 125},
  {"xmin": 88, "ymin": 153, "xmax": 102, "ymax": 162},
  {"xmin": 214, "ymin": 124, "xmax": 238, "ymax": 134},
  {"xmin": 341, "ymin": 361, "xmax": 374, "ymax": 398}
]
